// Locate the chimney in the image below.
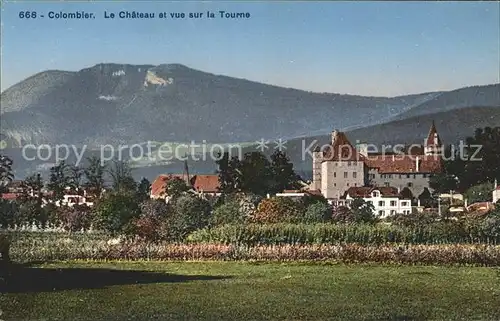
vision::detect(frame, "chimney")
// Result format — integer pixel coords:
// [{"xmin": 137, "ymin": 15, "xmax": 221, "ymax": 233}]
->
[
  {"xmin": 331, "ymin": 129, "xmax": 339, "ymax": 145},
  {"xmin": 415, "ymin": 156, "xmax": 420, "ymax": 172}
]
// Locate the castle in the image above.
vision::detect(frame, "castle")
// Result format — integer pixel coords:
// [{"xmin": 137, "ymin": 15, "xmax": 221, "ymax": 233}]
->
[{"xmin": 310, "ymin": 122, "xmax": 443, "ymax": 201}]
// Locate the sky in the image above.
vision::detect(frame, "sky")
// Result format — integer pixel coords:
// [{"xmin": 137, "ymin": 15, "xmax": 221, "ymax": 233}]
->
[{"xmin": 1, "ymin": 1, "xmax": 499, "ymax": 96}]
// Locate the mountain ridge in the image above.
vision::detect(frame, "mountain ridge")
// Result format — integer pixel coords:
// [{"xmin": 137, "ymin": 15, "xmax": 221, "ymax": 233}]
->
[{"xmin": 1, "ymin": 63, "xmax": 499, "ymax": 148}]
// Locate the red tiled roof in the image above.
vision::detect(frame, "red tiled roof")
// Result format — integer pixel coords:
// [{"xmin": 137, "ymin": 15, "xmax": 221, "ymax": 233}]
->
[
  {"xmin": 1, "ymin": 193, "xmax": 20, "ymax": 200},
  {"xmin": 322, "ymin": 132, "xmax": 362, "ymax": 161},
  {"xmin": 151, "ymin": 174, "xmax": 220, "ymax": 197},
  {"xmin": 192, "ymin": 175, "xmax": 220, "ymax": 193},
  {"xmin": 343, "ymin": 186, "xmax": 404, "ymax": 199},
  {"xmin": 426, "ymin": 121, "xmax": 442, "ymax": 146},
  {"xmin": 305, "ymin": 190, "xmax": 323, "ymax": 196},
  {"xmin": 151, "ymin": 174, "xmax": 190, "ymax": 197},
  {"xmin": 364, "ymin": 154, "xmax": 442, "ymax": 174}
]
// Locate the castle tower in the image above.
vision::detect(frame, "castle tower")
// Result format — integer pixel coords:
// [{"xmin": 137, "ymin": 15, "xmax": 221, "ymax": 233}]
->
[
  {"xmin": 424, "ymin": 121, "xmax": 443, "ymax": 156},
  {"xmin": 311, "ymin": 145, "xmax": 322, "ymax": 190}
]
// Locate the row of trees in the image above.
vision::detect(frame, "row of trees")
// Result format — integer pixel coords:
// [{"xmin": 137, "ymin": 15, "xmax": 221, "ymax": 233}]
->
[{"xmin": 430, "ymin": 126, "xmax": 500, "ymax": 196}]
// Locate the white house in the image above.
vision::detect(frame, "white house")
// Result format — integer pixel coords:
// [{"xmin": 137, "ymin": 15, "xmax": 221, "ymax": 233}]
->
[{"xmin": 330, "ymin": 186, "xmax": 412, "ymax": 218}]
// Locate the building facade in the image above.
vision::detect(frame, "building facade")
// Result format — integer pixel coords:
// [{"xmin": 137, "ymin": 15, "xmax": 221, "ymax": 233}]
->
[
  {"xmin": 311, "ymin": 122, "xmax": 443, "ymax": 203},
  {"xmin": 331, "ymin": 186, "xmax": 412, "ymax": 218}
]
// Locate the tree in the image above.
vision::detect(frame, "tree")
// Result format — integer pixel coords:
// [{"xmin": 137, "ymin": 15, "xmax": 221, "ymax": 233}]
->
[
  {"xmin": 137, "ymin": 177, "xmax": 151, "ymax": 202},
  {"xmin": 170, "ymin": 195, "xmax": 211, "ymax": 240},
  {"xmin": 418, "ymin": 188, "xmax": 436, "ymax": 208},
  {"xmin": 108, "ymin": 160, "xmax": 136, "ymax": 193},
  {"xmin": 252, "ymin": 197, "xmax": 304, "ymax": 223},
  {"xmin": 331, "ymin": 206, "xmax": 353, "ymax": 223},
  {"xmin": 69, "ymin": 165, "xmax": 84, "ymax": 191},
  {"xmin": 303, "ymin": 202, "xmax": 331, "ymax": 223},
  {"xmin": 210, "ymin": 200, "xmax": 246, "ymax": 226},
  {"xmin": 439, "ymin": 127, "xmax": 500, "ymax": 192},
  {"xmin": 165, "ymin": 176, "xmax": 191, "ymax": 199},
  {"xmin": 215, "ymin": 152, "xmax": 241, "ymax": 195},
  {"xmin": 83, "ymin": 156, "xmax": 106, "ymax": 197},
  {"xmin": 350, "ymin": 198, "xmax": 376, "ymax": 223},
  {"xmin": 47, "ymin": 161, "xmax": 72, "ymax": 203},
  {"xmin": 94, "ymin": 191, "xmax": 141, "ymax": 233},
  {"xmin": 269, "ymin": 150, "xmax": 301, "ymax": 194},
  {"xmin": 464, "ymin": 182, "xmax": 494, "ymax": 204},
  {"xmin": 239, "ymin": 152, "xmax": 273, "ymax": 196},
  {"xmin": 0, "ymin": 155, "xmax": 14, "ymax": 195}
]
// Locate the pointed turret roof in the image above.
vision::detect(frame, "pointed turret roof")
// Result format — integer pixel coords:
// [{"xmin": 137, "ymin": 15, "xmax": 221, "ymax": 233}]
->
[{"xmin": 426, "ymin": 120, "xmax": 442, "ymax": 146}]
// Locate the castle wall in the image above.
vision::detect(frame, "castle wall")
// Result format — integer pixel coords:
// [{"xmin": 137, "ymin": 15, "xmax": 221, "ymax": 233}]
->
[{"xmin": 368, "ymin": 168, "xmax": 432, "ymax": 198}]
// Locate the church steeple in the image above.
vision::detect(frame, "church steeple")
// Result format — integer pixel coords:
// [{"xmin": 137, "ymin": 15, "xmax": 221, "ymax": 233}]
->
[{"xmin": 424, "ymin": 121, "xmax": 443, "ymax": 156}]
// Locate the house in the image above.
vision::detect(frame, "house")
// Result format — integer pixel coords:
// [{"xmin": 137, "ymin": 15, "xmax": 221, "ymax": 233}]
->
[
  {"xmin": 330, "ymin": 186, "xmax": 412, "ymax": 218},
  {"xmin": 1, "ymin": 193, "xmax": 21, "ymax": 201},
  {"xmin": 493, "ymin": 180, "xmax": 500, "ymax": 204},
  {"xmin": 151, "ymin": 174, "xmax": 220, "ymax": 202},
  {"xmin": 310, "ymin": 121, "xmax": 443, "ymax": 201}
]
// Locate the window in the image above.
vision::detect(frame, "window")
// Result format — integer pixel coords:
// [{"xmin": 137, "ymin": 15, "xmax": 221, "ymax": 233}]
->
[
  {"xmin": 372, "ymin": 191, "xmax": 379, "ymax": 197},
  {"xmin": 353, "ymin": 172, "xmax": 357, "ymax": 179},
  {"xmin": 369, "ymin": 174, "xmax": 375, "ymax": 179},
  {"xmin": 407, "ymin": 182, "xmax": 413, "ymax": 187},
  {"xmin": 354, "ymin": 183, "xmax": 357, "ymax": 187},
  {"xmin": 347, "ymin": 183, "xmax": 349, "ymax": 187},
  {"xmin": 347, "ymin": 161, "xmax": 351, "ymax": 166},
  {"xmin": 390, "ymin": 210, "xmax": 396, "ymax": 215},
  {"xmin": 379, "ymin": 210, "xmax": 385, "ymax": 216},
  {"xmin": 334, "ymin": 183, "xmax": 336, "ymax": 187},
  {"xmin": 407, "ymin": 174, "xmax": 410, "ymax": 179},
  {"xmin": 401, "ymin": 201, "xmax": 407, "ymax": 207},
  {"xmin": 334, "ymin": 172, "xmax": 336, "ymax": 178},
  {"xmin": 388, "ymin": 174, "xmax": 392, "ymax": 179},
  {"xmin": 390, "ymin": 201, "xmax": 397, "ymax": 207},
  {"xmin": 384, "ymin": 182, "xmax": 390, "ymax": 187},
  {"xmin": 413, "ymin": 174, "xmax": 416, "ymax": 179},
  {"xmin": 399, "ymin": 175, "xmax": 402, "ymax": 179},
  {"xmin": 367, "ymin": 201, "xmax": 373, "ymax": 205},
  {"xmin": 378, "ymin": 201, "xmax": 385, "ymax": 206},
  {"xmin": 344, "ymin": 172, "xmax": 348, "ymax": 178}
]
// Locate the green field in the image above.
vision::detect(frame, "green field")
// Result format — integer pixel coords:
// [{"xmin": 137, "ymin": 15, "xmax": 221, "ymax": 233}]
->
[{"xmin": 2, "ymin": 262, "xmax": 499, "ymax": 320}]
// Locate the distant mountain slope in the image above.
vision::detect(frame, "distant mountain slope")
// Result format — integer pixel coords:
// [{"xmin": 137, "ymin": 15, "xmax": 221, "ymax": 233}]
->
[
  {"xmin": 283, "ymin": 106, "xmax": 500, "ymax": 170},
  {"xmin": 392, "ymin": 84, "xmax": 500, "ymax": 121},
  {"xmin": 3, "ymin": 63, "xmax": 497, "ymax": 148}
]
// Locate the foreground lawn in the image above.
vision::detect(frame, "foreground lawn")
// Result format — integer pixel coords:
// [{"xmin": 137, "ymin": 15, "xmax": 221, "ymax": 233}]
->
[{"xmin": 1, "ymin": 262, "xmax": 499, "ymax": 320}]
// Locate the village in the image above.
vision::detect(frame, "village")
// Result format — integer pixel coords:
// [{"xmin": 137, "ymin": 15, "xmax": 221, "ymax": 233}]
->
[{"xmin": 2, "ymin": 121, "xmax": 498, "ymax": 219}]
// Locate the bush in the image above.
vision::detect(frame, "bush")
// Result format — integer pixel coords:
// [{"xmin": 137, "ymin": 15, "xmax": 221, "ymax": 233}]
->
[
  {"xmin": 303, "ymin": 202, "xmax": 331, "ymax": 223},
  {"xmin": 170, "ymin": 195, "xmax": 211, "ymax": 240},
  {"xmin": 0, "ymin": 199, "xmax": 18, "ymax": 228},
  {"xmin": 210, "ymin": 200, "xmax": 246, "ymax": 226},
  {"xmin": 128, "ymin": 199, "xmax": 171, "ymax": 240},
  {"xmin": 93, "ymin": 192, "xmax": 141, "ymax": 234},
  {"xmin": 53, "ymin": 205, "xmax": 94, "ymax": 232},
  {"xmin": 0, "ymin": 233, "xmax": 10, "ymax": 262},
  {"xmin": 332, "ymin": 206, "xmax": 354, "ymax": 223},
  {"xmin": 252, "ymin": 197, "xmax": 304, "ymax": 223}
]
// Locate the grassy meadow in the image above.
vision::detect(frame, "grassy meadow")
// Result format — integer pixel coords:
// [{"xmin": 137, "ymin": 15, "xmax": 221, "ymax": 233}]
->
[{"xmin": 1, "ymin": 261, "xmax": 499, "ymax": 320}]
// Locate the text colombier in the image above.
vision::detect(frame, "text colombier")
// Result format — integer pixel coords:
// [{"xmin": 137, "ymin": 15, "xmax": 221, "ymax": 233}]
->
[{"xmin": 31, "ymin": 10, "xmax": 251, "ymax": 20}]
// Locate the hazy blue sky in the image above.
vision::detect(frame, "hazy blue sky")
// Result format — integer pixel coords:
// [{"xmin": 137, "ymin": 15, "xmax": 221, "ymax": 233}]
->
[{"xmin": 1, "ymin": 1, "xmax": 498, "ymax": 96}]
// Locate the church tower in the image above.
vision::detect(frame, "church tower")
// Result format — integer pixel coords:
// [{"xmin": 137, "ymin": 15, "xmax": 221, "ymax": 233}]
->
[{"xmin": 424, "ymin": 121, "xmax": 443, "ymax": 156}]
